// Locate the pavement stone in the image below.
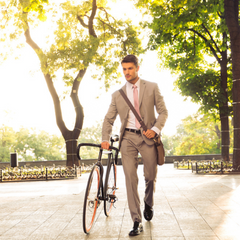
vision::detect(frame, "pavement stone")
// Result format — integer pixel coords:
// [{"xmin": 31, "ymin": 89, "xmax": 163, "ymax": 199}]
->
[{"xmin": 0, "ymin": 164, "xmax": 240, "ymax": 240}]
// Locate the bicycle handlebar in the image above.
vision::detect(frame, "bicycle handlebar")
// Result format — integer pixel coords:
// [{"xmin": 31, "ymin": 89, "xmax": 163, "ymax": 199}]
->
[{"xmin": 76, "ymin": 143, "xmax": 119, "ymax": 161}]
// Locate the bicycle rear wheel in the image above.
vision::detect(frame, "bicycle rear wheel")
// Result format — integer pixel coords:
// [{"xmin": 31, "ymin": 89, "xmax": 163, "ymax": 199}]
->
[
  {"xmin": 83, "ymin": 164, "xmax": 100, "ymax": 234},
  {"xmin": 104, "ymin": 162, "xmax": 117, "ymax": 216}
]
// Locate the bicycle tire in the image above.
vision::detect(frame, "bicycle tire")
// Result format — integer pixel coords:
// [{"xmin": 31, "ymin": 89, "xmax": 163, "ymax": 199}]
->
[
  {"xmin": 83, "ymin": 165, "xmax": 101, "ymax": 233},
  {"xmin": 104, "ymin": 162, "xmax": 117, "ymax": 216}
]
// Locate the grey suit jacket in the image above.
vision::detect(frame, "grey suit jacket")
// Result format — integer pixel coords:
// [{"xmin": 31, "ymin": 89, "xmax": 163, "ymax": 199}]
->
[{"xmin": 102, "ymin": 79, "xmax": 168, "ymax": 148}]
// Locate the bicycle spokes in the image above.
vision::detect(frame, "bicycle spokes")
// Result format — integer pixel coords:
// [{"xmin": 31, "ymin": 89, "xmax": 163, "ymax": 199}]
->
[
  {"xmin": 77, "ymin": 140, "xmax": 119, "ymax": 234},
  {"xmin": 104, "ymin": 163, "xmax": 117, "ymax": 216},
  {"xmin": 83, "ymin": 166, "xmax": 100, "ymax": 234}
]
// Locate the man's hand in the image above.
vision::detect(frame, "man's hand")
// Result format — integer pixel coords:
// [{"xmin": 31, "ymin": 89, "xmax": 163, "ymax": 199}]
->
[
  {"xmin": 143, "ymin": 129, "xmax": 156, "ymax": 139},
  {"xmin": 101, "ymin": 141, "xmax": 110, "ymax": 150}
]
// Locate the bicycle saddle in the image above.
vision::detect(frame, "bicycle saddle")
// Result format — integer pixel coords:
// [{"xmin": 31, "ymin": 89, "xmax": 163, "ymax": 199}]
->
[{"xmin": 110, "ymin": 134, "xmax": 119, "ymax": 142}]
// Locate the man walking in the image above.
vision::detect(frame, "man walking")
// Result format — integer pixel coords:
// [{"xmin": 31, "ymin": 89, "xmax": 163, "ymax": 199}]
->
[{"xmin": 101, "ymin": 54, "xmax": 168, "ymax": 236}]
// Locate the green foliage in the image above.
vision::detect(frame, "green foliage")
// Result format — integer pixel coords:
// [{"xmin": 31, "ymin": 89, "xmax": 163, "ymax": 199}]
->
[
  {"xmin": 0, "ymin": 122, "xmax": 118, "ymax": 162},
  {"xmin": 0, "ymin": 0, "xmax": 144, "ymax": 166},
  {"xmin": 22, "ymin": 0, "xmax": 48, "ymax": 21},
  {"xmin": 163, "ymin": 113, "xmax": 233, "ymax": 156},
  {"xmin": 77, "ymin": 123, "xmax": 102, "ymax": 159},
  {"xmin": 174, "ymin": 115, "xmax": 221, "ymax": 155},
  {"xmin": 0, "ymin": 125, "xmax": 65, "ymax": 162},
  {"xmin": 136, "ymin": 0, "xmax": 232, "ymax": 119},
  {"xmin": 1, "ymin": 0, "xmax": 144, "ymax": 89},
  {"xmin": 161, "ymin": 133, "xmax": 180, "ymax": 156},
  {"xmin": 176, "ymin": 69, "xmax": 230, "ymax": 117},
  {"xmin": 78, "ymin": 122, "xmax": 118, "ymax": 159},
  {"xmin": 25, "ymin": 130, "xmax": 66, "ymax": 161},
  {"xmin": 45, "ymin": 1, "xmax": 144, "ymax": 89},
  {"xmin": 0, "ymin": 126, "xmax": 16, "ymax": 162}
]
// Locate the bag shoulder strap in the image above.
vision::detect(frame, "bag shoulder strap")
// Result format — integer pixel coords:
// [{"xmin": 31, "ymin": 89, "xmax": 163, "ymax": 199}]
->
[{"xmin": 119, "ymin": 89, "xmax": 148, "ymax": 131}]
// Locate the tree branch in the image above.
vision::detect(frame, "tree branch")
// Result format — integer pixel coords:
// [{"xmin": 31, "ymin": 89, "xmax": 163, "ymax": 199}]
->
[
  {"xmin": 98, "ymin": 7, "xmax": 117, "ymax": 22},
  {"xmin": 97, "ymin": 17, "xmax": 123, "ymax": 37},
  {"xmin": 71, "ymin": 69, "xmax": 87, "ymax": 139},
  {"xmin": 217, "ymin": 11, "xmax": 225, "ymax": 19},
  {"xmin": 201, "ymin": 23, "xmax": 221, "ymax": 54},
  {"xmin": 188, "ymin": 28, "xmax": 221, "ymax": 64},
  {"xmin": 77, "ymin": 15, "xmax": 89, "ymax": 29},
  {"xmin": 88, "ymin": 0, "xmax": 97, "ymax": 38},
  {"xmin": 23, "ymin": 13, "xmax": 68, "ymax": 138},
  {"xmin": 24, "ymin": 21, "xmax": 42, "ymax": 52}
]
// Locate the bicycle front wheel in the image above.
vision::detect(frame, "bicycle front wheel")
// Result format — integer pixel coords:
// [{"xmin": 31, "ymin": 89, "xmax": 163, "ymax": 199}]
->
[
  {"xmin": 104, "ymin": 162, "xmax": 117, "ymax": 216},
  {"xmin": 83, "ymin": 165, "xmax": 100, "ymax": 234}
]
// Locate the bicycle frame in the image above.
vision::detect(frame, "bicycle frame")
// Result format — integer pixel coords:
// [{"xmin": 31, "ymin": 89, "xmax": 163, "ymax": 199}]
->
[{"xmin": 77, "ymin": 143, "xmax": 119, "ymax": 201}]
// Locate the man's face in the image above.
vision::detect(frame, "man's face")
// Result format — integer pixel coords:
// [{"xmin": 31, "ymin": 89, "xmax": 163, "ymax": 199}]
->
[{"xmin": 122, "ymin": 62, "xmax": 140, "ymax": 84}]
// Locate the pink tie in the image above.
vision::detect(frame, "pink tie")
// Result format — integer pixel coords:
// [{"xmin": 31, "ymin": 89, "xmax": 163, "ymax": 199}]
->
[{"xmin": 133, "ymin": 85, "xmax": 141, "ymax": 129}]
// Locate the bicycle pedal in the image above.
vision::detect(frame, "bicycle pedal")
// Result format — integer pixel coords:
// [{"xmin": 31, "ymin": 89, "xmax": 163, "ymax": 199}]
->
[
  {"xmin": 97, "ymin": 199, "xmax": 101, "ymax": 208},
  {"xmin": 109, "ymin": 194, "xmax": 117, "ymax": 199},
  {"xmin": 108, "ymin": 194, "xmax": 118, "ymax": 204}
]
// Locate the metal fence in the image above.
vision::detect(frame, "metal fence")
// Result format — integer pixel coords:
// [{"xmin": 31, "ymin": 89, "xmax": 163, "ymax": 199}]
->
[
  {"xmin": 0, "ymin": 165, "xmax": 82, "ymax": 182},
  {"xmin": 174, "ymin": 160, "xmax": 237, "ymax": 174}
]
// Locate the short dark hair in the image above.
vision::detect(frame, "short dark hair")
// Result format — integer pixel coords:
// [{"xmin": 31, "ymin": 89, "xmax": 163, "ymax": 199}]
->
[{"xmin": 121, "ymin": 55, "xmax": 139, "ymax": 67}]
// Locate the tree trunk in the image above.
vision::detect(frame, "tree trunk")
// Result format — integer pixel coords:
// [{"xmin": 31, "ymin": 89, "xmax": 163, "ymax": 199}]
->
[
  {"xmin": 219, "ymin": 47, "xmax": 230, "ymax": 161},
  {"xmin": 43, "ymin": 72, "xmax": 85, "ymax": 167},
  {"xmin": 64, "ymin": 69, "xmax": 86, "ymax": 167},
  {"xmin": 193, "ymin": 26, "xmax": 231, "ymax": 161},
  {"xmin": 224, "ymin": 0, "xmax": 240, "ymax": 169},
  {"xmin": 43, "ymin": 70, "xmax": 86, "ymax": 167},
  {"xmin": 219, "ymin": 110, "xmax": 230, "ymax": 161},
  {"xmin": 24, "ymin": 11, "xmax": 94, "ymax": 167},
  {"xmin": 214, "ymin": 125, "xmax": 221, "ymax": 150}
]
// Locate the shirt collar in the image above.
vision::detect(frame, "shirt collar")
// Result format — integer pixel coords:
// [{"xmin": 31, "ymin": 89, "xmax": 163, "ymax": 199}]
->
[{"xmin": 126, "ymin": 78, "xmax": 141, "ymax": 89}]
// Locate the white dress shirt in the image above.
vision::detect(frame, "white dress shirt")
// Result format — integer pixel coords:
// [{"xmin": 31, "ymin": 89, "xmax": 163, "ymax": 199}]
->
[
  {"xmin": 125, "ymin": 79, "xmax": 160, "ymax": 135},
  {"xmin": 125, "ymin": 80, "xmax": 140, "ymax": 129}
]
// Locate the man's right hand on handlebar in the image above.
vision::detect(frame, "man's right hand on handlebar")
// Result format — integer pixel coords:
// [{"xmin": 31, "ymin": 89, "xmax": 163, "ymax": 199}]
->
[{"xmin": 101, "ymin": 141, "xmax": 110, "ymax": 150}]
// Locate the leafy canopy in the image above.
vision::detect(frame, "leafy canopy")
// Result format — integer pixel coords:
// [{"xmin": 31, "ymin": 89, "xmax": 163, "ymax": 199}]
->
[
  {"xmin": 135, "ymin": 0, "xmax": 232, "ymax": 119},
  {"xmin": 1, "ymin": 0, "xmax": 144, "ymax": 90},
  {"xmin": 0, "ymin": 123, "xmax": 118, "ymax": 161},
  {"xmin": 0, "ymin": 125, "xmax": 65, "ymax": 162},
  {"xmin": 162, "ymin": 113, "xmax": 233, "ymax": 156}
]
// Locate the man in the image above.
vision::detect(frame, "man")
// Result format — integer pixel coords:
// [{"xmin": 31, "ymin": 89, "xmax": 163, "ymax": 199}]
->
[{"xmin": 101, "ymin": 54, "xmax": 168, "ymax": 236}]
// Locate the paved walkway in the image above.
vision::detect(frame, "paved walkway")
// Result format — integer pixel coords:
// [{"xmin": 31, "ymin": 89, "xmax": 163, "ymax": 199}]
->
[{"xmin": 1, "ymin": 164, "xmax": 240, "ymax": 240}]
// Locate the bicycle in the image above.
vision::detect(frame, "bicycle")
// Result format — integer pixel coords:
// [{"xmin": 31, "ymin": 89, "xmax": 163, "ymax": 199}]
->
[{"xmin": 76, "ymin": 135, "xmax": 120, "ymax": 234}]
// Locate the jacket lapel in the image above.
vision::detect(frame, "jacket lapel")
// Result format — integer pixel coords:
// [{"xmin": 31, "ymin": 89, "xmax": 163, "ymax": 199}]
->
[
  {"xmin": 122, "ymin": 84, "xmax": 127, "ymax": 94},
  {"xmin": 120, "ymin": 84, "xmax": 129, "ymax": 109},
  {"xmin": 139, "ymin": 79, "xmax": 146, "ymax": 108}
]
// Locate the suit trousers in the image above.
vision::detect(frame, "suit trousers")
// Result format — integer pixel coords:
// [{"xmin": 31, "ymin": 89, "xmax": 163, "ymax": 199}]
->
[{"xmin": 120, "ymin": 131, "xmax": 158, "ymax": 223}]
